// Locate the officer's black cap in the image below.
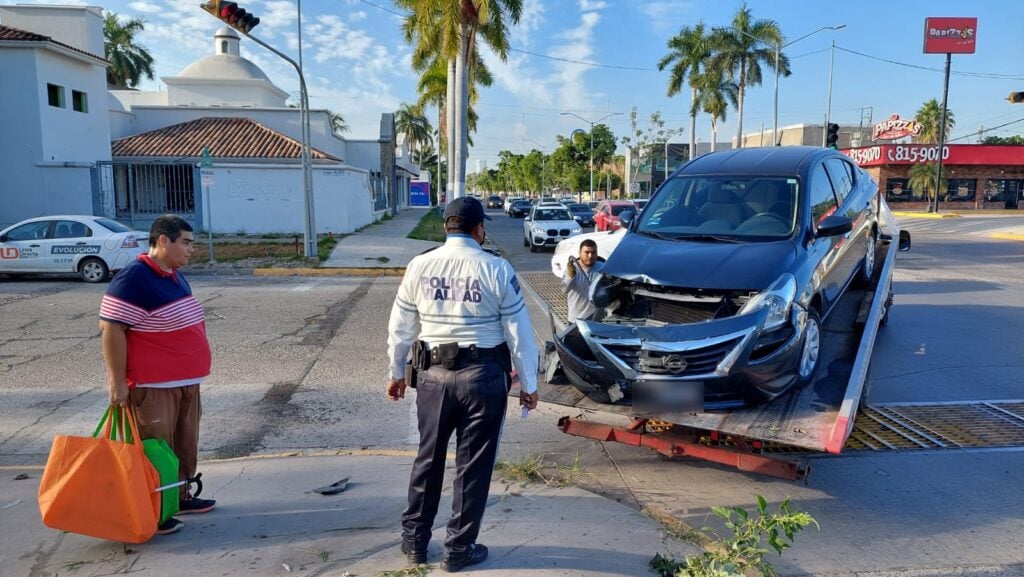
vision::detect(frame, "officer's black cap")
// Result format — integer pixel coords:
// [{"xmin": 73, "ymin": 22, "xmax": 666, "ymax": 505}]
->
[{"xmin": 443, "ymin": 197, "xmax": 492, "ymax": 229}]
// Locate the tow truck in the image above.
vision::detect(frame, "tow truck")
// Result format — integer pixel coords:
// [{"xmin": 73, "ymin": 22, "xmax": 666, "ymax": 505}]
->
[{"xmin": 521, "ymin": 200, "xmax": 910, "ymax": 481}]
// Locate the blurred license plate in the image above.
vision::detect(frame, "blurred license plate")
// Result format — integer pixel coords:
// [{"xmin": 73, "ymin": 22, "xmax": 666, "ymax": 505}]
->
[{"xmin": 633, "ymin": 379, "xmax": 703, "ymax": 412}]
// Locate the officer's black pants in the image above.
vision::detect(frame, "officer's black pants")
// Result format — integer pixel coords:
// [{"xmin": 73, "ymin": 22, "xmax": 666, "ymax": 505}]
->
[{"xmin": 401, "ymin": 359, "xmax": 508, "ymax": 553}]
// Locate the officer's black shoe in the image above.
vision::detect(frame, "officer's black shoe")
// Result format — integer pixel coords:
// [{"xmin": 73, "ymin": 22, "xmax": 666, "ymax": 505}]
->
[
  {"xmin": 440, "ymin": 543, "xmax": 488, "ymax": 573},
  {"xmin": 400, "ymin": 541, "xmax": 427, "ymax": 565}
]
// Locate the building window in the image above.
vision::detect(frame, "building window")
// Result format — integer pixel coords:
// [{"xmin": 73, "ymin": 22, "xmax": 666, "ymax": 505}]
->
[
  {"xmin": 72, "ymin": 90, "xmax": 88, "ymax": 113},
  {"xmin": 885, "ymin": 178, "xmax": 914, "ymax": 202},
  {"xmin": 945, "ymin": 178, "xmax": 976, "ymax": 202},
  {"xmin": 984, "ymin": 179, "xmax": 1020, "ymax": 202},
  {"xmin": 47, "ymin": 83, "xmax": 65, "ymax": 108},
  {"xmin": 220, "ymin": 40, "xmax": 228, "ymax": 53}
]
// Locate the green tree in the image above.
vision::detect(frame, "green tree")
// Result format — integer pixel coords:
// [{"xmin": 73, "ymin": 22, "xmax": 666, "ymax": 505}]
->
[
  {"xmin": 396, "ymin": 102, "xmax": 433, "ymax": 156},
  {"xmin": 658, "ymin": 22, "xmax": 709, "ymax": 160},
  {"xmin": 914, "ymin": 98, "xmax": 956, "ymax": 144},
  {"xmin": 908, "ymin": 162, "xmax": 948, "ymax": 204},
  {"xmin": 692, "ymin": 68, "xmax": 738, "ymax": 152},
  {"xmin": 103, "ymin": 12, "xmax": 154, "ymax": 89},
  {"xmin": 328, "ymin": 110, "xmax": 349, "ymax": 134},
  {"xmin": 620, "ymin": 107, "xmax": 682, "ymax": 188},
  {"xmin": 982, "ymin": 135, "xmax": 1024, "ymax": 145},
  {"xmin": 708, "ymin": 4, "xmax": 790, "ymax": 148}
]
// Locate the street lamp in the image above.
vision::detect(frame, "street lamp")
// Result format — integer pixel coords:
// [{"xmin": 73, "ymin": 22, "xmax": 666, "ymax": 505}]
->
[
  {"xmin": 560, "ymin": 111, "xmax": 622, "ymax": 202},
  {"xmin": 723, "ymin": 24, "xmax": 845, "ymax": 147}
]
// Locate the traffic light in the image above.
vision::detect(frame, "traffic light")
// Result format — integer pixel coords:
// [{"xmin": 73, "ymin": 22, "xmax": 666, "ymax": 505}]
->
[
  {"xmin": 826, "ymin": 123, "xmax": 840, "ymax": 149},
  {"xmin": 1008, "ymin": 92, "xmax": 1024, "ymax": 104},
  {"xmin": 200, "ymin": 1, "xmax": 260, "ymax": 34}
]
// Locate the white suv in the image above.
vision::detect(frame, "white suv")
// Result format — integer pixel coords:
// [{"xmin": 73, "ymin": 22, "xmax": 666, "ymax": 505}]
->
[{"xmin": 522, "ymin": 205, "xmax": 581, "ymax": 252}]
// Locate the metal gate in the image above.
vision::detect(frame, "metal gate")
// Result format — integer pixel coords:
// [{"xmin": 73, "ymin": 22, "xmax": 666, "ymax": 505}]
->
[{"xmin": 96, "ymin": 162, "xmax": 197, "ymax": 225}]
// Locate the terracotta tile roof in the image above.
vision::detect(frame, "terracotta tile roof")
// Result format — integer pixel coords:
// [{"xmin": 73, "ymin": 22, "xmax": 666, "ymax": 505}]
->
[
  {"xmin": 0, "ymin": 24, "xmax": 106, "ymax": 62},
  {"xmin": 111, "ymin": 117, "xmax": 340, "ymax": 161}
]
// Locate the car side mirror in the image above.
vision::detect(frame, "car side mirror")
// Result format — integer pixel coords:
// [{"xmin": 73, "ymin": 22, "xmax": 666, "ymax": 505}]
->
[
  {"xmin": 619, "ymin": 210, "xmax": 635, "ymax": 227},
  {"xmin": 524, "ymin": 216, "xmax": 531, "ymax": 222},
  {"xmin": 816, "ymin": 215, "xmax": 853, "ymax": 237},
  {"xmin": 0, "ymin": 234, "xmax": 6, "ymax": 242},
  {"xmin": 898, "ymin": 229, "xmax": 912, "ymax": 252}
]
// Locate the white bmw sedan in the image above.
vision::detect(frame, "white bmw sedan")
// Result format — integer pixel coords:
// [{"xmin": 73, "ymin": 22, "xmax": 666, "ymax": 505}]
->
[
  {"xmin": 0, "ymin": 215, "xmax": 148, "ymax": 282},
  {"xmin": 522, "ymin": 204, "xmax": 581, "ymax": 253}
]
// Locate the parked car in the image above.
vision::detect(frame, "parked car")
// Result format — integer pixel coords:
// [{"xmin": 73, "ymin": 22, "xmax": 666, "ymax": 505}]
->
[
  {"xmin": 594, "ymin": 200, "xmax": 636, "ymax": 231},
  {"xmin": 0, "ymin": 215, "xmax": 148, "ymax": 282},
  {"xmin": 567, "ymin": 203, "xmax": 596, "ymax": 227},
  {"xmin": 504, "ymin": 197, "xmax": 525, "ymax": 214},
  {"xmin": 486, "ymin": 195, "xmax": 503, "ymax": 209},
  {"xmin": 523, "ymin": 205, "xmax": 581, "ymax": 252},
  {"xmin": 553, "ymin": 147, "xmax": 881, "ymax": 409},
  {"xmin": 509, "ymin": 199, "xmax": 532, "ymax": 218}
]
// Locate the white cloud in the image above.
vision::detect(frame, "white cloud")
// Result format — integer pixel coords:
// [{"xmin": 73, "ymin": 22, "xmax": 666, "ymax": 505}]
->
[
  {"xmin": 509, "ymin": 0, "xmax": 544, "ymax": 48},
  {"xmin": 127, "ymin": 2, "xmax": 162, "ymax": 13},
  {"xmin": 348, "ymin": 10, "xmax": 367, "ymax": 22},
  {"xmin": 548, "ymin": 8, "xmax": 602, "ymax": 113},
  {"xmin": 641, "ymin": 1, "xmax": 697, "ymax": 35},
  {"xmin": 578, "ymin": 0, "xmax": 606, "ymax": 10}
]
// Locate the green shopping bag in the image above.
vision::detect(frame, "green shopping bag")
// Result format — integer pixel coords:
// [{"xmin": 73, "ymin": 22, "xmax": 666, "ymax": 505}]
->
[{"xmin": 96, "ymin": 407, "xmax": 180, "ymax": 524}]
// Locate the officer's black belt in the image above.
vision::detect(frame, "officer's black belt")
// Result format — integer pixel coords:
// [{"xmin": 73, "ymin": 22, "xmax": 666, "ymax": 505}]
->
[{"xmin": 429, "ymin": 344, "xmax": 501, "ymax": 367}]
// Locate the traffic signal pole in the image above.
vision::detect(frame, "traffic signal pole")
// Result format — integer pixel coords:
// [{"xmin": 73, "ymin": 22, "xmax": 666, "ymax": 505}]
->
[
  {"xmin": 199, "ymin": 2, "xmax": 317, "ymax": 258},
  {"xmin": 931, "ymin": 52, "xmax": 952, "ymax": 214}
]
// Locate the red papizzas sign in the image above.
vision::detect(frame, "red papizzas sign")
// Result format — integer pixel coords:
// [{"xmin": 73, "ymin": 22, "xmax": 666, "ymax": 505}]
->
[
  {"xmin": 923, "ymin": 17, "xmax": 977, "ymax": 54},
  {"xmin": 872, "ymin": 114, "xmax": 924, "ymax": 141},
  {"xmin": 842, "ymin": 145, "xmax": 1024, "ymax": 167}
]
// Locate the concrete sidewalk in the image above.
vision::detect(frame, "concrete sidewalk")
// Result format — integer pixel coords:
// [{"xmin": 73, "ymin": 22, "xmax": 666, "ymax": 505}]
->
[
  {"xmin": 0, "ymin": 453, "xmax": 696, "ymax": 576},
  {"xmin": 321, "ymin": 208, "xmax": 441, "ymax": 269}
]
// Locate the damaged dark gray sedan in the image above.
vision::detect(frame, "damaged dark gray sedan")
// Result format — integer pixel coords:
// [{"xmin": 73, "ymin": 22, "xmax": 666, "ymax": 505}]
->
[{"xmin": 553, "ymin": 147, "xmax": 880, "ymax": 409}]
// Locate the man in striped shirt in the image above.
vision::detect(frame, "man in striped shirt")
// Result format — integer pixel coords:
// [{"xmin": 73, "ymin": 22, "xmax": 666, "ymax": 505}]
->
[{"xmin": 99, "ymin": 215, "xmax": 214, "ymax": 536}]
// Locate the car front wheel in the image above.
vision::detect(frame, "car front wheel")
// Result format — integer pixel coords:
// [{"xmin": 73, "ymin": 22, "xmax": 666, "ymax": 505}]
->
[
  {"xmin": 79, "ymin": 257, "xmax": 109, "ymax": 283},
  {"xmin": 796, "ymin": 308, "xmax": 822, "ymax": 386}
]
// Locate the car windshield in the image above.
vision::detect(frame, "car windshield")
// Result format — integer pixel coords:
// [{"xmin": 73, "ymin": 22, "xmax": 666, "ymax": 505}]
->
[
  {"xmin": 635, "ymin": 175, "xmax": 798, "ymax": 240},
  {"xmin": 610, "ymin": 204, "xmax": 632, "ymax": 216},
  {"xmin": 534, "ymin": 209, "xmax": 571, "ymax": 221},
  {"xmin": 513, "ymin": 200, "xmax": 531, "ymax": 207},
  {"xmin": 568, "ymin": 204, "xmax": 591, "ymax": 213}
]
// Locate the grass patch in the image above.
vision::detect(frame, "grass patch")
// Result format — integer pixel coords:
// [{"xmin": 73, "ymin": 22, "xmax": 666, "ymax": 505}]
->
[
  {"xmin": 495, "ymin": 452, "xmax": 587, "ymax": 487},
  {"xmin": 317, "ymin": 235, "xmax": 338, "ymax": 261},
  {"xmin": 407, "ymin": 209, "xmax": 445, "ymax": 242},
  {"xmin": 364, "ymin": 256, "xmax": 391, "ymax": 263},
  {"xmin": 201, "ymin": 241, "xmax": 307, "ymax": 262}
]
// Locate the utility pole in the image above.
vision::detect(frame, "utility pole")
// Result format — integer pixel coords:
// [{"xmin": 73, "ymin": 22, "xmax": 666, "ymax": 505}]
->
[
  {"xmin": 824, "ymin": 40, "xmax": 835, "ymax": 147},
  {"xmin": 932, "ymin": 52, "xmax": 952, "ymax": 214}
]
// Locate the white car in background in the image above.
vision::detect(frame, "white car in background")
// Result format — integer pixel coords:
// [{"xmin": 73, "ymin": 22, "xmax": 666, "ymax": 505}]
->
[
  {"xmin": 523, "ymin": 205, "xmax": 581, "ymax": 252},
  {"xmin": 0, "ymin": 215, "xmax": 148, "ymax": 282},
  {"xmin": 550, "ymin": 227, "xmax": 628, "ymax": 278}
]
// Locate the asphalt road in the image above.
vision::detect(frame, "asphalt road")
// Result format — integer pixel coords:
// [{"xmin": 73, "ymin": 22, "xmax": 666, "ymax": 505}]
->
[{"xmin": 0, "ymin": 213, "xmax": 1022, "ymax": 575}]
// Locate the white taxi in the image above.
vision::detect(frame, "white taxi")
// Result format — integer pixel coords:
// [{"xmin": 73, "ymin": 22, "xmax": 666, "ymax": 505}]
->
[{"xmin": 0, "ymin": 215, "xmax": 148, "ymax": 282}]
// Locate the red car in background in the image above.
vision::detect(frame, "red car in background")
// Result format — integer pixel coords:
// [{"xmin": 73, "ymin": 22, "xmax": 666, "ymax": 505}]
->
[{"xmin": 594, "ymin": 201, "xmax": 636, "ymax": 231}]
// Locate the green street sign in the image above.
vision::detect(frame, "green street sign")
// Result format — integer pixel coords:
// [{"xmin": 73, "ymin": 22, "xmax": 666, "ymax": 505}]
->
[{"xmin": 200, "ymin": 146, "xmax": 213, "ymax": 168}]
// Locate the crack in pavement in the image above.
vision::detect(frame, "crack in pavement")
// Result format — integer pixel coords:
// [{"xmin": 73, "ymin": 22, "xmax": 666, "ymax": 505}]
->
[
  {"xmin": 211, "ymin": 465, "xmax": 248, "ymax": 498},
  {"xmin": 0, "ymin": 389, "xmax": 93, "ymax": 449}
]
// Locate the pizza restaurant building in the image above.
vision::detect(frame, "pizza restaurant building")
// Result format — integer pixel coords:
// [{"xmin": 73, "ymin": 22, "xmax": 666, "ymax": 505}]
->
[{"xmin": 841, "ymin": 144, "xmax": 1024, "ymax": 210}]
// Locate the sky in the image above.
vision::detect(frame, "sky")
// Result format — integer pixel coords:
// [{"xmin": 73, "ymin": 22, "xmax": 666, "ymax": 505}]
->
[{"xmin": 13, "ymin": 0, "xmax": 1024, "ymax": 171}]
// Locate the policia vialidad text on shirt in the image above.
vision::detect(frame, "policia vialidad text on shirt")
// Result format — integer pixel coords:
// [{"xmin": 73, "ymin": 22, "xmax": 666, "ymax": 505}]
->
[{"xmin": 386, "ymin": 197, "xmax": 538, "ymax": 572}]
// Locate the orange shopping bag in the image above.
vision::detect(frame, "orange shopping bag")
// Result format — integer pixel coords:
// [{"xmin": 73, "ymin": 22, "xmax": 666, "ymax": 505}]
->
[{"xmin": 38, "ymin": 406, "xmax": 161, "ymax": 543}]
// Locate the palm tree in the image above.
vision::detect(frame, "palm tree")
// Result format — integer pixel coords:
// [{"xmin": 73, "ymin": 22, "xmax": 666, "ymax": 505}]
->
[
  {"xmin": 658, "ymin": 22, "xmax": 709, "ymax": 160},
  {"xmin": 708, "ymin": 4, "xmax": 790, "ymax": 148},
  {"xmin": 328, "ymin": 110, "xmax": 350, "ymax": 134},
  {"xmin": 398, "ymin": 0, "xmax": 523, "ymax": 200},
  {"xmin": 908, "ymin": 162, "xmax": 948, "ymax": 204},
  {"xmin": 103, "ymin": 12, "xmax": 155, "ymax": 88},
  {"xmin": 396, "ymin": 103, "xmax": 433, "ymax": 157},
  {"xmin": 693, "ymin": 69, "xmax": 739, "ymax": 152},
  {"xmin": 914, "ymin": 98, "xmax": 956, "ymax": 144}
]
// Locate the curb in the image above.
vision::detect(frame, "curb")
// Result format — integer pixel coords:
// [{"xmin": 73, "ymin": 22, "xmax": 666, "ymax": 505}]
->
[
  {"xmin": 254, "ymin": 267, "xmax": 406, "ymax": 277},
  {"xmin": 992, "ymin": 232, "xmax": 1024, "ymax": 242},
  {"xmin": 890, "ymin": 211, "xmax": 961, "ymax": 219}
]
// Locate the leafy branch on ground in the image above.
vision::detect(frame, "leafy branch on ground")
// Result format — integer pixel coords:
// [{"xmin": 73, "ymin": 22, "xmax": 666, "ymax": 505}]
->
[
  {"xmin": 407, "ymin": 209, "xmax": 445, "ymax": 242},
  {"xmin": 378, "ymin": 564, "xmax": 432, "ymax": 577},
  {"xmin": 650, "ymin": 495, "xmax": 818, "ymax": 577},
  {"xmin": 495, "ymin": 452, "xmax": 587, "ymax": 487}
]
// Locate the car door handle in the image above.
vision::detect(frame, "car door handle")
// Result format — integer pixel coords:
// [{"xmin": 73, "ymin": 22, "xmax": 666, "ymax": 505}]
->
[
  {"xmin": 75, "ymin": 242, "xmax": 88, "ymax": 245},
  {"xmin": 29, "ymin": 244, "xmax": 40, "ymax": 247}
]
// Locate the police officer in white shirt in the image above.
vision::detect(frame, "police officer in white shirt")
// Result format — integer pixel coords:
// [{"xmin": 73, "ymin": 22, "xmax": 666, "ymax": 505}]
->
[{"xmin": 386, "ymin": 196, "xmax": 539, "ymax": 572}]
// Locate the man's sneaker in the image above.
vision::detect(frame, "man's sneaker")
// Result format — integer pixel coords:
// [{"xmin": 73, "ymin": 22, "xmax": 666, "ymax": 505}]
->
[
  {"xmin": 400, "ymin": 541, "xmax": 427, "ymax": 564},
  {"xmin": 156, "ymin": 517, "xmax": 183, "ymax": 535},
  {"xmin": 178, "ymin": 497, "xmax": 216, "ymax": 515},
  {"xmin": 440, "ymin": 543, "xmax": 488, "ymax": 573}
]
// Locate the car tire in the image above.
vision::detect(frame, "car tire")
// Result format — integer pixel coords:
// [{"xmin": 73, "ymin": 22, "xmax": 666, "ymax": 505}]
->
[
  {"xmin": 79, "ymin": 257, "xmax": 109, "ymax": 283},
  {"xmin": 795, "ymin": 307, "xmax": 822, "ymax": 387},
  {"xmin": 529, "ymin": 241, "xmax": 539, "ymax": 253},
  {"xmin": 523, "ymin": 235, "xmax": 529, "ymax": 248},
  {"xmin": 856, "ymin": 227, "xmax": 878, "ymax": 286}
]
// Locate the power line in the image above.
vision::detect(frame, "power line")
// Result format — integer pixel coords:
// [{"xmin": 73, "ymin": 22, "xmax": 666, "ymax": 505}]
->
[
  {"xmin": 947, "ymin": 117, "xmax": 1024, "ymax": 142},
  {"xmin": 356, "ymin": 0, "xmax": 404, "ymax": 17},
  {"xmin": 836, "ymin": 46, "xmax": 1024, "ymax": 80}
]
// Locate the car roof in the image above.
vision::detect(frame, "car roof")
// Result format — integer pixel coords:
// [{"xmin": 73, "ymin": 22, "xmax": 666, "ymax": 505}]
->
[
  {"xmin": 680, "ymin": 146, "xmax": 829, "ymax": 176},
  {"xmin": 600, "ymin": 200, "xmax": 635, "ymax": 206}
]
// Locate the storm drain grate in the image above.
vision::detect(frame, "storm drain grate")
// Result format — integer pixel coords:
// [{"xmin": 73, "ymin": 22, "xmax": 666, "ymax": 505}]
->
[{"xmin": 521, "ymin": 273, "xmax": 1024, "ymax": 453}]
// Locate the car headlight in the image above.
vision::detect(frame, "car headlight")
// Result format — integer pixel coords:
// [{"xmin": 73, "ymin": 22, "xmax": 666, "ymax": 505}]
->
[
  {"xmin": 532, "ymin": 226, "xmax": 546, "ymax": 234},
  {"xmin": 738, "ymin": 273, "xmax": 797, "ymax": 331},
  {"xmin": 571, "ymin": 226, "xmax": 581, "ymax": 234}
]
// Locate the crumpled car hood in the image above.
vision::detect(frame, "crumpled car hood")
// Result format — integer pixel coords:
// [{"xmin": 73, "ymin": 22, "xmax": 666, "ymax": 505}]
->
[{"xmin": 601, "ymin": 233, "xmax": 798, "ymax": 291}]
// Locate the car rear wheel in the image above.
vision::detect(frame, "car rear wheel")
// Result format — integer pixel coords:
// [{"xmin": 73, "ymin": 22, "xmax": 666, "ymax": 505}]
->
[
  {"xmin": 796, "ymin": 308, "xmax": 822, "ymax": 386},
  {"xmin": 523, "ymin": 235, "xmax": 529, "ymax": 247},
  {"xmin": 79, "ymin": 257, "xmax": 109, "ymax": 283},
  {"xmin": 856, "ymin": 227, "xmax": 878, "ymax": 286}
]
